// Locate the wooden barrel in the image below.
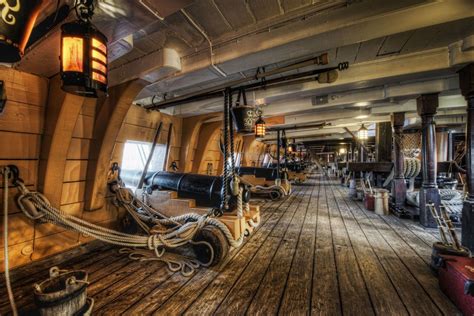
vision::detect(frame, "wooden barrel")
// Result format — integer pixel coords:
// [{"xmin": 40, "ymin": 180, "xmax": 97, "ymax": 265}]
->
[{"xmin": 34, "ymin": 267, "xmax": 91, "ymax": 316}]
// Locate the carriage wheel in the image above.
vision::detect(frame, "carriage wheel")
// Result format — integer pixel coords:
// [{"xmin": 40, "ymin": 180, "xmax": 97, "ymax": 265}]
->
[
  {"xmin": 270, "ymin": 190, "xmax": 282, "ymax": 200},
  {"xmin": 193, "ymin": 225, "xmax": 230, "ymax": 266}
]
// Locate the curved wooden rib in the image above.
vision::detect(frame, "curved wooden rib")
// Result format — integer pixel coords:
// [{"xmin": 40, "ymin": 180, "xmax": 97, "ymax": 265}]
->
[
  {"xmin": 193, "ymin": 121, "xmax": 222, "ymax": 174},
  {"xmin": 180, "ymin": 113, "xmax": 221, "ymax": 172},
  {"xmin": 38, "ymin": 76, "xmax": 86, "ymax": 207},
  {"xmin": 85, "ymin": 79, "xmax": 147, "ymax": 211}
]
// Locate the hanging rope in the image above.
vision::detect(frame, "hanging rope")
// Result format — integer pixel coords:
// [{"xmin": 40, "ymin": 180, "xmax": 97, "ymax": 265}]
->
[
  {"xmin": 2, "ymin": 167, "xmax": 18, "ymax": 316},
  {"xmin": 221, "ymin": 89, "xmax": 231, "ymax": 211}
]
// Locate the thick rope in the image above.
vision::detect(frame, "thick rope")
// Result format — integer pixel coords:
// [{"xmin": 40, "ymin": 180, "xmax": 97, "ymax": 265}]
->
[
  {"xmin": 221, "ymin": 89, "xmax": 230, "ymax": 210},
  {"xmin": 15, "ymin": 182, "xmax": 225, "ymax": 276},
  {"xmin": 406, "ymin": 189, "xmax": 464, "ymax": 216},
  {"xmin": 112, "ymin": 182, "xmax": 244, "ymax": 248},
  {"xmin": 383, "ymin": 158, "xmax": 421, "ymax": 187},
  {"xmin": 2, "ymin": 167, "xmax": 18, "ymax": 316}
]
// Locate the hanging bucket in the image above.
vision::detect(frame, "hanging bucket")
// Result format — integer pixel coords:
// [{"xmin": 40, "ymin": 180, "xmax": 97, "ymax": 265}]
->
[
  {"xmin": 231, "ymin": 106, "xmax": 257, "ymax": 134},
  {"xmin": 0, "ymin": 0, "xmax": 44, "ymax": 62},
  {"xmin": 34, "ymin": 266, "xmax": 93, "ymax": 316},
  {"xmin": 374, "ymin": 189, "xmax": 389, "ymax": 215}
]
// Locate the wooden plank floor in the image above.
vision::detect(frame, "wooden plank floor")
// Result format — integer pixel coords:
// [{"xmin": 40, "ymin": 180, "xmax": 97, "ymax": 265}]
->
[{"xmin": 1, "ymin": 174, "xmax": 460, "ymax": 315}]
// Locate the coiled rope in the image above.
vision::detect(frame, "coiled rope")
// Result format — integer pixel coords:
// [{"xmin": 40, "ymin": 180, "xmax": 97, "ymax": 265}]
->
[
  {"xmin": 383, "ymin": 158, "xmax": 421, "ymax": 187},
  {"xmin": 113, "ymin": 185, "xmax": 244, "ymax": 249},
  {"xmin": 406, "ymin": 189, "xmax": 464, "ymax": 217}
]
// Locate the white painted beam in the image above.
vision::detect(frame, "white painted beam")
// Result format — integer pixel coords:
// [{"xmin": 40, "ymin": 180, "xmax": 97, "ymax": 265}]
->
[{"xmin": 109, "ymin": 48, "xmax": 181, "ymax": 87}]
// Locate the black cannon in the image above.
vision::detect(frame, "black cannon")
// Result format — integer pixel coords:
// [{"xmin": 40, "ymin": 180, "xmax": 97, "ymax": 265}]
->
[
  {"xmin": 143, "ymin": 171, "xmax": 251, "ymax": 211},
  {"xmin": 144, "ymin": 171, "xmax": 223, "ymax": 208},
  {"xmin": 269, "ymin": 163, "xmax": 305, "ymax": 172},
  {"xmin": 235, "ymin": 167, "xmax": 279, "ymax": 180}
]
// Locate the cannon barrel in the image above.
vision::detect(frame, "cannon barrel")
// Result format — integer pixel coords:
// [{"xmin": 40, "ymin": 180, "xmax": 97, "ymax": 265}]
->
[
  {"xmin": 119, "ymin": 170, "xmax": 250, "ymax": 210},
  {"xmin": 269, "ymin": 163, "xmax": 306, "ymax": 172},
  {"xmin": 236, "ymin": 167, "xmax": 279, "ymax": 180},
  {"xmin": 143, "ymin": 172, "xmax": 223, "ymax": 208}
]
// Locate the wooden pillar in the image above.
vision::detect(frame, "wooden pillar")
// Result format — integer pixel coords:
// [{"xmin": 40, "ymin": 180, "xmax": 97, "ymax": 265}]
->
[
  {"xmin": 459, "ymin": 63, "xmax": 474, "ymax": 251},
  {"xmin": 417, "ymin": 93, "xmax": 440, "ymax": 227},
  {"xmin": 391, "ymin": 112, "xmax": 406, "ymax": 209},
  {"xmin": 276, "ymin": 130, "xmax": 281, "ymax": 179},
  {"xmin": 447, "ymin": 130, "xmax": 454, "ymax": 162},
  {"xmin": 376, "ymin": 122, "xmax": 392, "ymax": 162}
]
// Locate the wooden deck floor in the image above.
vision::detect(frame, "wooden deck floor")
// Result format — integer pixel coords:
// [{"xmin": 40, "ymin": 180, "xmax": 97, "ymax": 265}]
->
[{"xmin": 1, "ymin": 175, "xmax": 459, "ymax": 315}]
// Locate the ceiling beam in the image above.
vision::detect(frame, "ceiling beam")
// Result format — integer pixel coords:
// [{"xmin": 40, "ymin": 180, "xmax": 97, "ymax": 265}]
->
[{"xmin": 162, "ymin": 41, "xmax": 474, "ymax": 117}]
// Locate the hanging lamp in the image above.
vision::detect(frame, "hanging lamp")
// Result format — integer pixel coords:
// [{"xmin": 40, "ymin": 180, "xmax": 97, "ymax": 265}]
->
[
  {"xmin": 60, "ymin": 0, "xmax": 107, "ymax": 97},
  {"xmin": 358, "ymin": 123, "xmax": 368, "ymax": 141},
  {"xmin": 254, "ymin": 115, "xmax": 266, "ymax": 138},
  {"xmin": 288, "ymin": 138, "xmax": 297, "ymax": 153}
]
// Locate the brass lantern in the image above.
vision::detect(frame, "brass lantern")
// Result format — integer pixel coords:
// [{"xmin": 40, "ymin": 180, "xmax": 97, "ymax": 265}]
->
[
  {"xmin": 288, "ymin": 139, "xmax": 297, "ymax": 153},
  {"xmin": 60, "ymin": 0, "xmax": 107, "ymax": 97},
  {"xmin": 0, "ymin": 0, "xmax": 44, "ymax": 62},
  {"xmin": 358, "ymin": 124, "xmax": 368, "ymax": 141},
  {"xmin": 255, "ymin": 116, "xmax": 266, "ymax": 138}
]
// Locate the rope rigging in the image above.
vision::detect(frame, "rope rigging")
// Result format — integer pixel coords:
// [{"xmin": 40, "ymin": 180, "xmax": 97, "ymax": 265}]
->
[{"xmin": 5, "ymin": 165, "xmax": 246, "ymax": 278}]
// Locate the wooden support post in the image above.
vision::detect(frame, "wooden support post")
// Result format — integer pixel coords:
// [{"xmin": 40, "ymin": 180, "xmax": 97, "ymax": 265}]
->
[
  {"xmin": 447, "ymin": 130, "xmax": 454, "ymax": 162},
  {"xmin": 276, "ymin": 130, "xmax": 281, "ymax": 180},
  {"xmin": 459, "ymin": 63, "xmax": 474, "ymax": 252},
  {"xmin": 376, "ymin": 122, "xmax": 392, "ymax": 162},
  {"xmin": 391, "ymin": 112, "xmax": 406, "ymax": 209},
  {"xmin": 417, "ymin": 93, "xmax": 440, "ymax": 227}
]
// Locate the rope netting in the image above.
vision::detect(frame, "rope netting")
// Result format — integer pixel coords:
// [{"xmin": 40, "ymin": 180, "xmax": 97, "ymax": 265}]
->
[{"xmin": 393, "ymin": 132, "xmax": 421, "ymax": 158}]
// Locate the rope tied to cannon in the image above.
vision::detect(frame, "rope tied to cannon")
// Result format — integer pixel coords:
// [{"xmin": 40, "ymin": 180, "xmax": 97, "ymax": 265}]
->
[{"xmin": 12, "ymin": 173, "xmax": 244, "ymax": 277}]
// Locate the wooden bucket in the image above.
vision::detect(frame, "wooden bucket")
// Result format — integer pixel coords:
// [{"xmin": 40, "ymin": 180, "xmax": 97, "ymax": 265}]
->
[
  {"xmin": 34, "ymin": 266, "xmax": 93, "ymax": 316},
  {"xmin": 374, "ymin": 189, "xmax": 389, "ymax": 215},
  {"xmin": 364, "ymin": 192, "xmax": 375, "ymax": 211}
]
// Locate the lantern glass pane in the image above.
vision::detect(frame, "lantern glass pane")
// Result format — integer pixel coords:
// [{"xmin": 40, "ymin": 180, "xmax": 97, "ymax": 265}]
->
[
  {"xmin": 255, "ymin": 123, "xmax": 265, "ymax": 137},
  {"xmin": 92, "ymin": 72, "xmax": 107, "ymax": 84},
  {"xmin": 62, "ymin": 37, "xmax": 83, "ymax": 72},
  {"xmin": 92, "ymin": 61, "xmax": 106, "ymax": 74},
  {"xmin": 358, "ymin": 129, "xmax": 368, "ymax": 140},
  {"xmin": 92, "ymin": 38, "xmax": 107, "ymax": 54},
  {"xmin": 92, "ymin": 49, "xmax": 107, "ymax": 64}
]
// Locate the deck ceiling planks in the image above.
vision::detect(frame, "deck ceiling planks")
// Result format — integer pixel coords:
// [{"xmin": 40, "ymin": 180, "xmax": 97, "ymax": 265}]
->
[
  {"xmin": 281, "ymin": 0, "xmax": 312, "ymax": 12},
  {"xmin": 1, "ymin": 175, "xmax": 460, "ymax": 315},
  {"xmin": 185, "ymin": 0, "xmax": 234, "ymax": 37},
  {"xmin": 247, "ymin": 0, "xmax": 283, "ymax": 21},
  {"xmin": 214, "ymin": 0, "xmax": 256, "ymax": 29}
]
